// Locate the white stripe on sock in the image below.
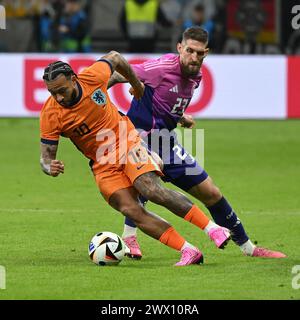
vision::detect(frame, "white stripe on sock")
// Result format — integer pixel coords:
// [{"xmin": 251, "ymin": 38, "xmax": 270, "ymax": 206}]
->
[
  {"xmin": 181, "ymin": 241, "xmax": 197, "ymax": 251},
  {"xmin": 122, "ymin": 224, "xmax": 137, "ymax": 238},
  {"xmin": 239, "ymin": 240, "xmax": 256, "ymax": 256},
  {"xmin": 204, "ymin": 220, "xmax": 219, "ymax": 235}
]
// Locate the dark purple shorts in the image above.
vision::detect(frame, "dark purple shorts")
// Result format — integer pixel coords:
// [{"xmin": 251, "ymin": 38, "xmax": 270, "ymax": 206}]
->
[
  {"xmin": 160, "ymin": 143, "xmax": 208, "ymax": 191},
  {"xmin": 144, "ymin": 136, "xmax": 208, "ymax": 192}
]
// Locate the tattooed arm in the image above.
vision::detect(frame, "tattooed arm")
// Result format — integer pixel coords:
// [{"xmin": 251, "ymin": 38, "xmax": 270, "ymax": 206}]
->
[
  {"xmin": 101, "ymin": 51, "xmax": 144, "ymax": 99},
  {"xmin": 107, "ymin": 71, "xmax": 127, "ymax": 89},
  {"xmin": 40, "ymin": 142, "xmax": 64, "ymax": 177}
]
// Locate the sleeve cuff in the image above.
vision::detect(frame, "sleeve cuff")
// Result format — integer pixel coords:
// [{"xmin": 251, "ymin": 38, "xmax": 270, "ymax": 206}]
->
[
  {"xmin": 41, "ymin": 138, "xmax": 59, "ymax": 145},
  {"xmin": 97, "ymin": 59, "xmax": 114, "ymax": 75}
]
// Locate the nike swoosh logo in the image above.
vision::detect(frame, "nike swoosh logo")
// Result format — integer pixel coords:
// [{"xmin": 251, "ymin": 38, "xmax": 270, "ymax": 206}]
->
[{"xmin": 136, "ymin": 164, "xmax": 145, "ymax": 170}]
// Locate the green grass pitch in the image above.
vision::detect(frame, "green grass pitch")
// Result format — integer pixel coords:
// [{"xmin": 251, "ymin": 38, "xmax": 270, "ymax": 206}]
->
[{"xmin": 0, "ymin": 118, "xmax": 299, "ymax": 300}]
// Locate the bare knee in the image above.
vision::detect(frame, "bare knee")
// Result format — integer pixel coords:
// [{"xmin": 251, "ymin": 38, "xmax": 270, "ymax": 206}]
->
[
  {"xmin": 206, "ymin": 185, "xmax": 222, "ymax": 205},
  {"xmin": 189, "ymin": 178, "xmax": 222, "ymax": 206},
  {"xmin": 119, "ymin": 204, "xmax": 144, "ymax": 224},
  {"xmin": 109, "ymin": 187, "xmax": 145, "ymax": 224}
]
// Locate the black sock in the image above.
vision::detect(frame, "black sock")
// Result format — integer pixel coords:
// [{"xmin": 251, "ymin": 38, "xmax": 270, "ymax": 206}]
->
[{"xmin": 207, "ymin": 197, "xmax": 249, "ymax": 245}]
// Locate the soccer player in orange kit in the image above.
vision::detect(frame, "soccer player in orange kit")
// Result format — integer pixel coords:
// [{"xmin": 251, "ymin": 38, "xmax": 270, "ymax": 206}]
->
[{"xmin": 39, "ymin": 51, "xmax": 230, "ymax": 266}]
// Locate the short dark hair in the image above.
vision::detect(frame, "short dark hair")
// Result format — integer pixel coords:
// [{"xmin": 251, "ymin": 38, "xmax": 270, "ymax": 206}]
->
[
  {"xmin": 182, "ymin": 26, "xmax": 208, "ymax": 44},
  {"xmin": 43, "ymin": 61, "xmax": 75, "ymax": 81}
]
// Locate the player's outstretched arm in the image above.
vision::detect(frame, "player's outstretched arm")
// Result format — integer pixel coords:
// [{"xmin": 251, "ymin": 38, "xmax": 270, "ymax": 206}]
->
[
  {"xmin": 101, "ymin": 51, "xmax": 144, "ymax": 99},
  {"xmin": 40, "ymin": 142, "xmax": 64, "ymax": 177},
  {"xmin": 107, "ymin": 71, "xmax": 127, "ymax": 89}
]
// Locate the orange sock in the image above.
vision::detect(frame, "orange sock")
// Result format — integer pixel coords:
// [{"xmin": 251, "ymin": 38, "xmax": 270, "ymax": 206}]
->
[
  {"xmin": 184, "ymin": 204, "xmax": 210, "ymax": 230},
  {"xmin": 159, "ymin": 227, "xmax": 185, "ymax": 251}
]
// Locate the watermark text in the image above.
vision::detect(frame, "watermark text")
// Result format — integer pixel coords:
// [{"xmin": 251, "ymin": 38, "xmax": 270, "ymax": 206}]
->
[
  {"xmin": 0, "ymin": 5, "xmax": 5, "ymax": 30},
  {"xmin": 0, "ymin": 266, "xmax": 5, "ymax": 289},
  {"xmin": 92, "ymin": 122, "xmax": 205, "ymax": 176},
  {"xmin": 291, "ymin": 5, "xmax": 300, "ymax": 30},
  {"xmin": 292, "ymin": 265, "xmax": 300, "ymax": 289}
]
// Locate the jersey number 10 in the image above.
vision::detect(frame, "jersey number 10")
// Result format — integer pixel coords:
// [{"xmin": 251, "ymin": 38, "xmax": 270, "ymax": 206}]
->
[{"xmin": 73, "ymin": 123, "xmax": 91, "ymax": 137}]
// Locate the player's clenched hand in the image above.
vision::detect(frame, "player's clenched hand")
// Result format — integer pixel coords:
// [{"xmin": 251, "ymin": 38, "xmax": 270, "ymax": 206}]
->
[
  {"xmin": 129, "ymin": 81, "xmax": 145, "ymax": 100},
  {"xmin": 179, "ymin": 114, "xmax": 195, "ymax": 128},
  {"xmin": 50, "ymin": 160, "xmax": 64, "ymax": 177}
]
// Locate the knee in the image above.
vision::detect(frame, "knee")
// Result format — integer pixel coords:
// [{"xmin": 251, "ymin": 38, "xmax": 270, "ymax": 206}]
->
[
  {"xmin": 209, "ymin": 185, "xmax": 222, "ymax": 203},
  {"xmin": 118, "ymin": 204, "xmax": 144, "ymax": 224},
  {"xmin": 202, "ymin": 185, "xmax": 222, "ymax": 206}
]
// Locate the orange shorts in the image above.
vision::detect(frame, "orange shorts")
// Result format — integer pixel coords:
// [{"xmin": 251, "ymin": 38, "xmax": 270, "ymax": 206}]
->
[{"xmin": 91, "ymin": 118, "xmax": 162, "ymax": 202}]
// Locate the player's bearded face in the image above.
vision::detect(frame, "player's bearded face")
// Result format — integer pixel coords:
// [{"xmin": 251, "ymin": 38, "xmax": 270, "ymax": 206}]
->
[
  {"xmin": 46, "ymin": 74, "xmax": 78, "ymax": 107},
  {"xmin": 178, "ymin": 39, "xmax": 209, "ymax": 76}
]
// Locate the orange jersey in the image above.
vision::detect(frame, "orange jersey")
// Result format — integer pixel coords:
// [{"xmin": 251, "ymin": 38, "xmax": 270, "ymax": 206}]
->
[{"xmin": 40, "ymin": 60, "xmax": 128, "ymax": 159}]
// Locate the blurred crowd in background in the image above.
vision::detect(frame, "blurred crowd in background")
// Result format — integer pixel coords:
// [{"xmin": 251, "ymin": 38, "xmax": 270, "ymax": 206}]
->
[{"xmin": 0, "ymin": 0, "xmax": 299, "ymax": 54}]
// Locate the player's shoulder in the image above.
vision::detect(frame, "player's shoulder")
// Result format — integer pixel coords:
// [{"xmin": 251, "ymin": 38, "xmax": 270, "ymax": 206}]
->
[
  {"xmin": 40, "ymin": 96, "xmax": 58, "ymax": 118},
  {"xmin": 143, "ymin": 53, "xmax": 179, "ymax": 78},
  {"xmin": 158, "ymin": 53, "xmax": 179, "ymax": 69},
  {"xmin": 41, "ymin": 96, "xmax": 55, "ymax": 112},
  {"xmin": 78, "ymin": 60, "xmax": 112, "ymax": 85},
  {"xmin": 144, "ymin": 53, "xmax": 179, "ymax": 72},
  {"xmin": 160, "ymin": 53, "xmax": 178, "ymax": 62},
  {"xmin": 77, "ymin": 67, "xmax": 96, "ymax": 85}
]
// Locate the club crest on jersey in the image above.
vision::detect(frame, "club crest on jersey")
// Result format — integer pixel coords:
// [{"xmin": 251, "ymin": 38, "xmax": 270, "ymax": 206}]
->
[{"xmin": 91, "ymin": 89, "xmax": 106, "ymax": 107}]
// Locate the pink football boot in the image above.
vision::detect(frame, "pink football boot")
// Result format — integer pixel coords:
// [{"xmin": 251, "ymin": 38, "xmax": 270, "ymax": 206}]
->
[
  {"xmin": 123, "ymin": 235, "xmax": 142, "ymax": 260},
  {"xmin": 175, "ymin": 247, "xmax": 204, "ymax": 266},
  {"xmin": 251, "ymin": 247, "xmax": 287, "ymax": 258},
  {"xmin": 208, "ymin": 227, "xmax": 231, "ymax": 249}
]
